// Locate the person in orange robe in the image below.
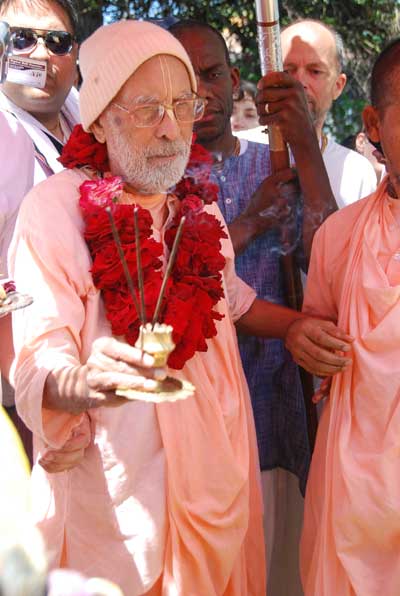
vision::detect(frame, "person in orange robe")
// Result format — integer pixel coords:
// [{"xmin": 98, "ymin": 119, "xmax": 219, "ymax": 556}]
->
[
  {"xmin": 301, "ymin": 37, "xmax": 400, "ymax": 595},
  {"xmin": 9, "ymin": 20, "xmax": 352, "ymax": 596}
]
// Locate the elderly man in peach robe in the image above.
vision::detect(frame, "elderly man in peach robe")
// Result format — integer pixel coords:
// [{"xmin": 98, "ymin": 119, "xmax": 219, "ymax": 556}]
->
[
  {"xmin": 9, "ymin": 20, "xmax": 352, "ymax": 596},
  {"xmin": 301, "ymin": 38, "xmax": 400, "ymax": 595}
]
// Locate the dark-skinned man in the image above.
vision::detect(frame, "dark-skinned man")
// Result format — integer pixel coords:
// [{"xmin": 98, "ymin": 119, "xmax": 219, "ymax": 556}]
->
[{"xmin": 170, "ymin": 19, "xmax": 338, "ymax": 596}]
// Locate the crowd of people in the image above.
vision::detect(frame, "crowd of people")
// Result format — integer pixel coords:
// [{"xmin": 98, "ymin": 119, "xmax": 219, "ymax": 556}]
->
[{"xmin": 0, "ymin": 2, "xmax": 399, "ymax": 595}]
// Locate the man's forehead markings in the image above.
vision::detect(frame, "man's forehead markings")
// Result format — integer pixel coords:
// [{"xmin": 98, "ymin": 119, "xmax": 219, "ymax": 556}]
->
[
  {"xmin": 158, "ymin": 55, "xmax": 168, "ymax": 99},
  {"xmin": 158, "ymin": 55, "xmax": 174, "ymax": 100}
]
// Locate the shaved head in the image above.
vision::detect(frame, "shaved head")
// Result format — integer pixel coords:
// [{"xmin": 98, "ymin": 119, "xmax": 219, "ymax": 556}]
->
[
  {"xmin": 370, "ymin": 37, "xmax": 400, "ymax": 111},
  {"xmin": 281, "ymin": 19, "xmax": 347, "ymax": 134},
  {"xmin": 282, "ymin": 20, "xmax": 346, "ymax": 74}
]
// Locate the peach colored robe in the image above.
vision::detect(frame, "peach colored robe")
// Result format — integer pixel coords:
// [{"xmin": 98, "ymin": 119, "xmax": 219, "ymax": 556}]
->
[
  {"xmin": 301, "ymin": 178, "xmax": 400, "ymax": 595},
  {"xmin": 9, "ymin": 169, "xmax": 266, "ymax": 596}
]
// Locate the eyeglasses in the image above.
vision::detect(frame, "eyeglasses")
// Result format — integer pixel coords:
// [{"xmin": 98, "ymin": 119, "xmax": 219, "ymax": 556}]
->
[
  {"xmin": 112, "ymin": 94, "xmax": 207, "ymax": 128},
  {"xmin": 10, "ymin": 27, "xmax": 75, "ymax": 56}
]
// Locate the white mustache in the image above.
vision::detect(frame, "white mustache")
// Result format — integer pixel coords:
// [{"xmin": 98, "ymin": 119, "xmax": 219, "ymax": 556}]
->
[{"xmin": 145, "ymin": 141, "xmax": 189, "ymax": 158}]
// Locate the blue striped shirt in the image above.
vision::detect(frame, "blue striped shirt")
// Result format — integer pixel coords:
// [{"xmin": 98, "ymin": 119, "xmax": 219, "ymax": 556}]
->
[{"xmin": 212, "ymin": 139, "xmax": 310, "ymax": 493}]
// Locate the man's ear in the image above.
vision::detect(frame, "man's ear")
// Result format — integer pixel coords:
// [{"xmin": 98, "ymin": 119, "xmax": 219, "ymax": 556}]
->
[
  {"xmin": 355, "ymin": 131, "xmax": 366, "ymax": 154},
  {"xmin": 230, "ymin": 66, "xmax": 240, "ymax": 96},
  {"xmin": 90, "ymin": 116, "xmax": 107, "ymax": 144},
  {"xmin": 332, "ymin": 72, "xmax": 347, "ymax": 101},
  {"xmin": 362, "ymin": 105, "xmax": 380, "ymax": 144}
]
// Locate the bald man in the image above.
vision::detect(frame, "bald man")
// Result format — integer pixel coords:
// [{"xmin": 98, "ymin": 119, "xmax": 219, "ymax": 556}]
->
[
  {"xmin": 249, "ymin": 19, "xmax": 377, "ymax": 208},
  {"xmin": 301, "ymin": 37, "xmax": 400, "ymax": 595}
]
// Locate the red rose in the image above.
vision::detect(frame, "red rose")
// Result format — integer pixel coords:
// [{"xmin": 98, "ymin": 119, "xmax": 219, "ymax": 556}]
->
[
  {"xmin": 180, "ymin": 195, "xmax": 204, "ymax": 215},
  {"xmin": 59, "ymin": 124, "xmax": 110, "ymax": 172},
  {"xmin": 80, "ymin": 176, "xmax": 123, "ymax": 210},
  {"xmin": 188, "ymin": 142, "xmax": 214, "ymax": 166}
]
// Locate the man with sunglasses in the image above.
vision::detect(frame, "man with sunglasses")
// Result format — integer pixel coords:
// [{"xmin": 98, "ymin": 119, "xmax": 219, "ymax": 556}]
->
[
  {"xmin": 0, "ymin": 0, "xmax": 79, "ymax": 462},
  {"xmin": 0, "ymin": 0, "xmax": 79, "ymax": 162}
]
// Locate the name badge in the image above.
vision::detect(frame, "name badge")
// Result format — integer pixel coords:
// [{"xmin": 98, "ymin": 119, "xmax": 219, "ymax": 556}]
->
[{"xmin": 6, "ymin": 56, "xmax": 46, "ymax": 89}]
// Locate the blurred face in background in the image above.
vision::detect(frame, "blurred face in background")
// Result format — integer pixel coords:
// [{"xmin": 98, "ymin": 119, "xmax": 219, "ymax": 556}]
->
[{"xmin": 231, "ymin": 92, "xmax": 259, "ymax": 131}]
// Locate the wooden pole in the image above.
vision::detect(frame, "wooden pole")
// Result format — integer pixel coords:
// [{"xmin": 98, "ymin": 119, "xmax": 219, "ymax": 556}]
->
[{"xmin": 255, "ymin": 0, "xmax": 317, "ymax": 451}]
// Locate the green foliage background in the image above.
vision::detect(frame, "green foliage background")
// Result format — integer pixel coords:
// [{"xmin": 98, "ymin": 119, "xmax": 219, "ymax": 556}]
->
[{"xmin": 75, "ymin": 0, "xmax": 399, "ymax": 141}]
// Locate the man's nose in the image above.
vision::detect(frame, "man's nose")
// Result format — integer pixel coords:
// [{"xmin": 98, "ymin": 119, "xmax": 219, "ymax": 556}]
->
[
  {"xmin": 29, "ymin": 37, "xmax": 49, "ymax": 60},
  {"xmin": 196, "ymin": 75, "xmax": 213, "ymax": 99},
  {"xmin": 232, "ymin": 116, "xmax": 244, "ymax": 131},
  {"xmin": 155, "ymin": 107, "xmax": 180, "ymax": 140},
  {"xmin": 291, "ymin": 69, "xmax": 308, "ymax": 89}
]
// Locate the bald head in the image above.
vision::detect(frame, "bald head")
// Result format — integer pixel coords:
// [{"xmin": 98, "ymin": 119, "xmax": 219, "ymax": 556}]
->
[
  {"xmin": 371, "ymin": 37, "xmax": 400, "ymax": 111},
  {"xmin": 282, "ymin": 20, "xmax": 345, "ymax": 74},
  {"xmin": 281, "ymin": 19, "xmax": 347, "ymax": 135}
]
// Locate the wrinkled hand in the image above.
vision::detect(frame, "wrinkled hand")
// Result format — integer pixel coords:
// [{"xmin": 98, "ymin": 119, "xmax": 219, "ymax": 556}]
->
[
  {"xmin": 255, "ymin": 72, "xmax": 315, "ymax": 148},
  {"xmin": 44, "ymin": 337, "xmax": 168, "ymax": 414},
  {"xmin": 85, "ymin": 337, "xmax": 167, "ymax": 407},
  {"xmin": 285, "ymin": 317, "xmax": 354, "ymax": 376},
  {"xmin": 39, "ymin": 414, "xmax": 91, "ymax": 473}
]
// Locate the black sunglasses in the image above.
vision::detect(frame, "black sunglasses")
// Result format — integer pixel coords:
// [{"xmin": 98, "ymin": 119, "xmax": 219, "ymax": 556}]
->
[{"xmin": 10, "ymin": 27, "xmax": 75, "ymax": 56}]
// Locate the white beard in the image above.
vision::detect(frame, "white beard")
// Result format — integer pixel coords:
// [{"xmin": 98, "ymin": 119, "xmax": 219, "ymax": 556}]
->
[{"xmin": 107, "ymin": 128, "xmax": 191, "ymax": 194}]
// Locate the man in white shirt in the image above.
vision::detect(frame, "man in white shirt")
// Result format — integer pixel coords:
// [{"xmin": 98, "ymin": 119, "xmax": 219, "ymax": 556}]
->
[
  {"xmin": 244, "ymin": 19, "xmax": 377, "ymax": 208},
  {"xmin": 0, "ymin": 0, "xmax": 80, "ymax": 459},
  {"xmin": 0, "ymin": 0, "xmax": 79, "ymax": 191}
]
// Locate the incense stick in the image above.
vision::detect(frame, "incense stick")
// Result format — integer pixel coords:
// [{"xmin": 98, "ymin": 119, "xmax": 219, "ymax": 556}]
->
[
  {"xmin": 152, "ymin": 216, "xmax": 186, "ymax": 327},
  {"xmin": 106, "ymin": 207, "xmax": 141, "ymax": 319},
  {"xmin": 134, "ymin": 207, "xmax": 146, "ymax": 324}
]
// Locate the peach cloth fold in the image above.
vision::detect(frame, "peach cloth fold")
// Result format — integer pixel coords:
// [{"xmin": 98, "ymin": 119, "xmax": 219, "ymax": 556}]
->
[
  {"xmin": 301, "ymin": 179, "xmax": 400, "ymax": 595},
  {"xmin": 9, "ymin": 169, "xmax": 265, "ymax": 596}
]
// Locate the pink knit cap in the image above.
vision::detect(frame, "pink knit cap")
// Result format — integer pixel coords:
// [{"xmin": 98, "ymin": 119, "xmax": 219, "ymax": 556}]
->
[{"xmin": 79, "ymin": 20, "xmax": 197, "ymax": 131}]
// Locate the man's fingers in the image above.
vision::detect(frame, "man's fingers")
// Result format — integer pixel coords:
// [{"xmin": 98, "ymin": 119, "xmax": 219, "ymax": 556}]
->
[
  {"xmin": 92, "ymin": 336, "xmax": 155, "ymax": 368},
  {"xmin": 312, "ymin": 377, "xmax": 332, "ymax": 404},
  {"xmin": 297, "ymin": 356, "xmax": 347, "ymax": 377},
  {"xmin": 87, "ymin": 371, "xmax": 162, "ymax": 393},
  {"xmin": 90, "ymin": 350, "xmax": 165, "ymax": 379},
  {"xmin": 256, "ymin": 71, "xmax": 296, "ymax": 92},
  {"xmin": 310, "ymin": 321, "xmax": 354, "ymax": 348},
  {"xmin": 300, "ymin": 341, "xmax": 351, "ymax": 369},
  {"xmin": 39, "ymin": 447, "xmax": 86, "ymax": 473},
  {"xmin": 285, "ymin": 317, "xmax": 354, "ymax": 377},
  {"xmin": 306, "ymin": 326, "xmax": 354, "ymax": 353}
]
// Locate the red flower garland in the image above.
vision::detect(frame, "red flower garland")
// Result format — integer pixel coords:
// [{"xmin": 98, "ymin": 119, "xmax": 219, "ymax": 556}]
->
[
  {"xmin": 61, "ymin": 126, "xmax": 227, "ymax": 369},
  {"xmin": 59, "ymin": 124, "xmax": 110, "ymax": 172}
]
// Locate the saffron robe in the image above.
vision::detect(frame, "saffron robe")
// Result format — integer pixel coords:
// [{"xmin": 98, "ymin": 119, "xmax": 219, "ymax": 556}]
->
[
  {"xmin": 9, "ymin": 168, "xmax": 265, "ymax": 596},
  {"xmin": 301, "ymin": 178, "xmax": 400, "ymax": 595}
]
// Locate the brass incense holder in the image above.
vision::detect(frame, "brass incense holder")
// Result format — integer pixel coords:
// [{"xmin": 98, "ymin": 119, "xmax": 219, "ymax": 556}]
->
[
  {"xmin": 115, "ymin": 323, "xmax": 195, "ymax": 403},
  {"xmin": 106, "ymin": 208, "xmax": 195, "ymax": 404},
  {"xmin": 136, "ymin": 322, "xmax": 175, "ymax": 366}
]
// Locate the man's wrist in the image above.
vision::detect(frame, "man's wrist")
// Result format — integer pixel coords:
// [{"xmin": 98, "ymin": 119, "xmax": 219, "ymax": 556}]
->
[
  {"xmin": 43, "ymin": 365, "xmax": 93, "ymax": 414},
  {"xmin": 236, "ymin": 212, "xmax": 268, "ymax": 236},
  {"xmin": 283, "ymin": 314, "xmax": 307, "ymax": 344}
]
